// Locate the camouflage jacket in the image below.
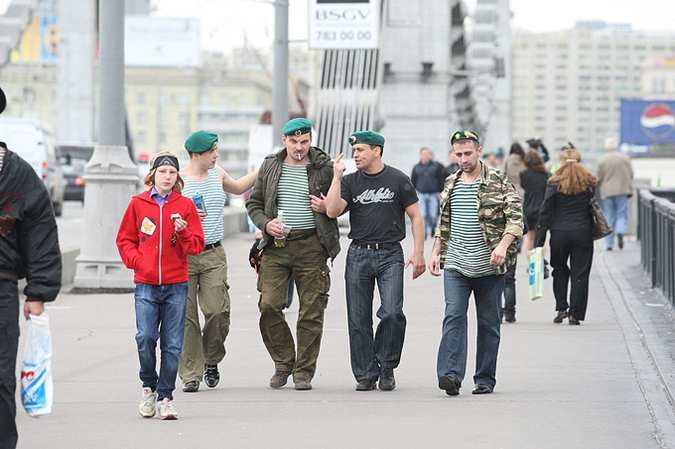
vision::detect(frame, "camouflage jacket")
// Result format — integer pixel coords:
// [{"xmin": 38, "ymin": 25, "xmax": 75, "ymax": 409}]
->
[{"xmin": 435, "ymin": 162, "xmax": 523, "ymax": 275}]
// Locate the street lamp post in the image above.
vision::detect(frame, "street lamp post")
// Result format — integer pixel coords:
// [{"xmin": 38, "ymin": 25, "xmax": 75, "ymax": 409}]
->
[{"xmin": 272, "ymin": 0, "xmax": 289, "ymax": 148}]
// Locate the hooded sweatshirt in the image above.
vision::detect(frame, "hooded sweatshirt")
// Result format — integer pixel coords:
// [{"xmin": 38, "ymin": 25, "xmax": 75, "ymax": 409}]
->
[{"xmin": 116, "ymin": 189, "xmax": 204, "ymax": 285}]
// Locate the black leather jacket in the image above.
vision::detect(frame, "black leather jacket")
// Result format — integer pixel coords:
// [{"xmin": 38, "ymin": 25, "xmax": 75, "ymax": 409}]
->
[{"xmin": 0, "ymin": 149, "xmax": 61, "ymax": 302}]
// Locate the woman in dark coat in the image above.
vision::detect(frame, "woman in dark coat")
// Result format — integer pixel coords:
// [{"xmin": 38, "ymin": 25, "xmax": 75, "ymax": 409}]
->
[
  {"xmin": 520, "ymin": 150, "xmax": 549, "ymax": 251},
  {"xmin": 534, "ymin": 148, "xmax": 597, "ymax": 325}
]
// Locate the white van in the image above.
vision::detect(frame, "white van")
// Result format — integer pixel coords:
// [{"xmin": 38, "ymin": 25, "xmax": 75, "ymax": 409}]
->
[{"xmin": 0, "ymin": 118, "xmax": 65, "ymax": 216}]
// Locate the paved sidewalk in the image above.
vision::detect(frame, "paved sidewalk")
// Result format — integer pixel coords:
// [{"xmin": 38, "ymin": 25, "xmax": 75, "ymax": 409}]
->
[{"xmin": 15, "ymin": 231, "xmax": 675, "ymax": 449}]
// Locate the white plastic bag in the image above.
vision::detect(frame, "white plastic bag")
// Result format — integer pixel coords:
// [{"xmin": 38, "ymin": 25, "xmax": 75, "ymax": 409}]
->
[
  {"xmin": 21, "ymin": 313, "xmax": 53, "ymax": 417},
  {"xmin": 527, "ymin": 248, "xmax": 544, "ymax": 301}
]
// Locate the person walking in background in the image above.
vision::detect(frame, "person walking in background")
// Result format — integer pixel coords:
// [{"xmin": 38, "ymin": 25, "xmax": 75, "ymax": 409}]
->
[
  {"xmin": 245, "ymin": 118, "xmax": 340, "ymax": 391},
  {"xmin": 325, "ymin": 130, "xmax": 426, "ymax": 392},
  {"xmin": 595, "ymin": 138, "xmax": 634, "ymax": 251},
  {"xmin": 178, "ymin": 131, "xmax": 258, "ymax": 394},
  {"xmin": 445, "ymin": 149, "xmax": 460, "ymax": 178},
  {"xmin": 534, "ymin": 148, "xmax": 597, "ymax": 326},
  {"xmin": 520, "ymin": 150, "xmax": 550, "ymax": 251},
  {"xmin": 0, "ymin": 87, "xmax": 61, "ymax": 449},
  {"xmin": 429, "ymin": 130, "xmax": 523, "ymax": 396},
  {"xmin": 116, "ymin": 151, "xmax": 205, "ymax": 420},
  {"xmin": 526, "ymin": 137, "xmax": 550, "ymax": 164},
  {"xmin": 411, "ymin": 147, "xmax": 446, "ymax": 239},
  {"xmin": 503, "ymin": 143, "xmax": 526, "ymax": 200},
  {"xmin": 499, "ymin": 142, "xmax": 527, "ymax": 322}
]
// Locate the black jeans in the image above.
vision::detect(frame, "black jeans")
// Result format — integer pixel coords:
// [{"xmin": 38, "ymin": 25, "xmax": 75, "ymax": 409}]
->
[
  {"xmin": 0, "ymin": 279, "xmax": 20, "ymax": 449},
  {"xmin": 549, "ymin": 230, "xmax": 594, "ymax": 320}
]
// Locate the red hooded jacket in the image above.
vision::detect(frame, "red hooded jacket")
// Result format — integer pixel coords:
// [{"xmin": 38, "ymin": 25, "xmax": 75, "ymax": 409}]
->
[{"xmin": 116, "ymin": 190, "xmax": 204, "ymax": 285}]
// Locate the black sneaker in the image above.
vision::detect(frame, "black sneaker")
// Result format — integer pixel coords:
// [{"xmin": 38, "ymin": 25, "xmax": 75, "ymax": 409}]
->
[
  {"xmin": 182, "ymin": 381, "xmax": 199, "ymax": 393},
  {"xmin": 617, "ymin": 233, "xmax": 624, "ymax": 249},
  {"xmin": 204, "ymin": 364, "xmax": 220, "ymax": 388}
]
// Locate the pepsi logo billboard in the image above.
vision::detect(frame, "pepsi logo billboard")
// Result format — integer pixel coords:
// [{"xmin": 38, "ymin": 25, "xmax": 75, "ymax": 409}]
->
[{"xmin": 621, "ymin": 100, "xmax": 675, "ymax": 154}]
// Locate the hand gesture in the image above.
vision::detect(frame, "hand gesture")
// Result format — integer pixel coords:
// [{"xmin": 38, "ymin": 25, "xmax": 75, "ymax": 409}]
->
[{"xmin": 333, "ymin": 153, "xmax": 346, "ymax": 180}]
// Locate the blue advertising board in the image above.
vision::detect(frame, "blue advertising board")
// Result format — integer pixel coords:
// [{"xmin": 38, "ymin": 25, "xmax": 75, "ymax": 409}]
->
[{"xmin": 620, "ymin": 100, "xmax": 675, "ymax": 156}]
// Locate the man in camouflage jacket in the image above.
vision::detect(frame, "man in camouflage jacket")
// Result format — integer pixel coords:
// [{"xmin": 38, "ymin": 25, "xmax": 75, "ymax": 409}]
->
[{"xmin": 429, "ymin": 130, "xmax": 523, "ymax": 397}]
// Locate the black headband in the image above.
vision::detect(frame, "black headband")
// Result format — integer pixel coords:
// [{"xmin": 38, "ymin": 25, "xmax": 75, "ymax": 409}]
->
[{"xmin": 151, "ymin": 155, "xmax": 179, "ymax": 171}]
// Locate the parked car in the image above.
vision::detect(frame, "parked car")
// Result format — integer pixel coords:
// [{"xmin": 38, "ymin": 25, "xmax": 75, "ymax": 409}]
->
[
  {"xmin": 0, "ymin": 118, "xmax": 65, "ymax": 216},
  {"xmin": 58, "ymin": 143, "xmax": 94, "ymax": 202}
]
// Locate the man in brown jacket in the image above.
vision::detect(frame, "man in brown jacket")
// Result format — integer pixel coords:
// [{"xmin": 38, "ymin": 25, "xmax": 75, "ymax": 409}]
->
[{"xmin": 595, "ymin": 138, "xmax": 634, "ymax": 250}]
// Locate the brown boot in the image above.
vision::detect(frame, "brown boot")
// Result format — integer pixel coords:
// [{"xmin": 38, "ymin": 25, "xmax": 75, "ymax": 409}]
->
[
  {"xmin": 294, "ymin": 378, "xmax": 312, "ymax": 390},
  {"xmin": 269, "ymin": 370, "xmax": 291, "ymax": 388}
]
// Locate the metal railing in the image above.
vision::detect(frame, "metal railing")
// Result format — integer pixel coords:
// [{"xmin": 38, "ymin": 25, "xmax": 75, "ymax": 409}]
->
[{"xmin": 638, "ymin": 188, "xmax": 675, "ymax": 305}]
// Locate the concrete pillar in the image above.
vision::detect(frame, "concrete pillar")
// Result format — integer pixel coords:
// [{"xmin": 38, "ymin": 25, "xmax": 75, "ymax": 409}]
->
[{"xmin": 73, "ymin": 0, "xmax": 138, "ymax": 291}]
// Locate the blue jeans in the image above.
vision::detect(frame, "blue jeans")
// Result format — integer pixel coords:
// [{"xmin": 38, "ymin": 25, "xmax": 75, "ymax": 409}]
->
[
  {"xmin": 417, "ymin": 191, "xmax": 439, "ymax": 238},
  {"xmin": 345, "ymin": 243, "xmax": 406, "ymax": 382},
  {"xmin": 437, "ymin": 269, "xmax": 504, "ymax": 389},
  {"xmin": 134, "ymin": 282, "xmax": 188, "ymax": 401},
  {"xmin": 602, "ymin": 195, "xmax": 628, "ymax": 249},
  {"xmin": 501, "ymin": 262, "xmax": 516, "ymax": 318}
]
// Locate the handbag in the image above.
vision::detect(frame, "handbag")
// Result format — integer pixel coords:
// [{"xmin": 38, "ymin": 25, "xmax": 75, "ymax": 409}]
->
[{"xmin": 589, "ymin": 190, "xmax": 612, "ymax": 240}]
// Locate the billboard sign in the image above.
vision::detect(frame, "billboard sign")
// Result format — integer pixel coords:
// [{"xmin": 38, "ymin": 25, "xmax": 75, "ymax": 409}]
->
[
  {"xmin": 620, "ymin": 100, "xmax": 675, "ymax": 156},
  {"xmin": 308, "ymin": 0, "xmax": 380, "ymax": 50}
]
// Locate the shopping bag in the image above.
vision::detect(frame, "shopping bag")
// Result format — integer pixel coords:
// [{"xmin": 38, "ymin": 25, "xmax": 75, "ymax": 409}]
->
[
  {"xmin": 21, "ymin": 313, "xmax": 53, "ymax": 417},
  {"xmin": 527, "ymin": 248, "xmax": 544, "ymax": 300}
]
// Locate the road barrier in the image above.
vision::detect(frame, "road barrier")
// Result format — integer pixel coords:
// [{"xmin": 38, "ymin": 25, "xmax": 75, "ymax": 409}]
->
[{"xmin": 638, "ymin": 188, "xmax": 675, "ymax": 305}]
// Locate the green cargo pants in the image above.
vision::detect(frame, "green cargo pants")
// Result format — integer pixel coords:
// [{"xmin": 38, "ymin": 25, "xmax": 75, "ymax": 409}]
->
[
  {"xmin": 258, "ymin": 232, "xmax": 330, "ymax": 381},
  {"xmin": 179, "ymin": 244, "xmax": 231, "ymax": 383}
]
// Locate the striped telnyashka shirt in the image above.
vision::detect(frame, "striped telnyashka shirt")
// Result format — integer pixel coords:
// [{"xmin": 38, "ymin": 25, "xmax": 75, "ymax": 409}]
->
[
  {"xmin": 277, "ymin": 163, "xmax": 315, "ymax": 230},
  {"xmin": 445, "ymin": 178, "xmax": 494, "ymax": 277},
  {"xmin": 181, "ymin": 168, "xmax": 226, "ymax": 245}
]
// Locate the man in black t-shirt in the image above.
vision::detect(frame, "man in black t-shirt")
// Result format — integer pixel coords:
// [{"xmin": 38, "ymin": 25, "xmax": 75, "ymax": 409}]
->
[{"xmin": 325, "ymin": 130, "xmax": 426, "ymax": 392}]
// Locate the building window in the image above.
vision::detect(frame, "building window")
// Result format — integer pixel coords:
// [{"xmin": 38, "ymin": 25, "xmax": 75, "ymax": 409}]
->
[
  {"xmin": 138, "ymin": 112, "xmax": 147, "ymax": 124},
  {"xmin": 138, "ymin": 92, "xmax": 146, "ymax": 104}
]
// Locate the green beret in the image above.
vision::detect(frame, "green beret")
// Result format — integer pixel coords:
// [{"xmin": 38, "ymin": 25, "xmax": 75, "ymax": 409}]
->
[
  {"xmin": 185, "ymin": 130, "xmax": 218, "ymax": 153},
  {"xmin": 450, "ymin": 130, "xmax": 480, "ymax": 145},
  {"xmin": 283, "ymin": 118, "xmax": 312, "ymax": 136},
  {"xmin": 348, "ymin": 130, "xmax": 385, "ymax": 147}
]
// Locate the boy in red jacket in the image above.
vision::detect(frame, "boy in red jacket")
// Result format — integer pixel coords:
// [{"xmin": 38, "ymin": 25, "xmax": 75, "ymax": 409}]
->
[{"xmin": 116, "ymin": 151, "xmax": 204, "ymax": 420}]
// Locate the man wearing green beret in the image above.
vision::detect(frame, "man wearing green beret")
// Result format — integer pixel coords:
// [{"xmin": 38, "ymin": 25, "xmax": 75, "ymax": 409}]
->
[
  {"xmin": 178, "ymin": 130, "xmax": 258, "ymax": 393},
  {"xmin": 245, "ymin": 118, "xmax": 340, "ymax": 391},
  {"xmin": 325, "ymin": 130, "xmax": 426, "ymax": 391},
  {"xmin": 429, "ymin": 130, "xmax": 523, "ymax": 396}
]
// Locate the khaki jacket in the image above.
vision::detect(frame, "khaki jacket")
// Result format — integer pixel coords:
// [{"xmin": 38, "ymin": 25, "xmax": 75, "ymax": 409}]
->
[{"xmin": 435, "ymin": 162, "xmax": 524, "ymax": 275}]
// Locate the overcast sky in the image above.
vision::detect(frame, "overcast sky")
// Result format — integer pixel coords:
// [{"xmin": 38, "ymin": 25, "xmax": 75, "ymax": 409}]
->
[
  {"xmin": 1, "ymin": 0, "xmax": 673, "ymax": 52},
  {"xmin": 149, "ymin": 0, "xmax": 675, "ymax": 53}
]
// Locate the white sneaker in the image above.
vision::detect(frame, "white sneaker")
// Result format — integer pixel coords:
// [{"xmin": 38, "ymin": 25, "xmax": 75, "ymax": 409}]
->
[
  {"xmin": 156, "ymin": 398, "xmax": 178, "ymax": 420},
  {"xmin": 139, "ymin": 387, "xmax": 157, "ymax": 418}
]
